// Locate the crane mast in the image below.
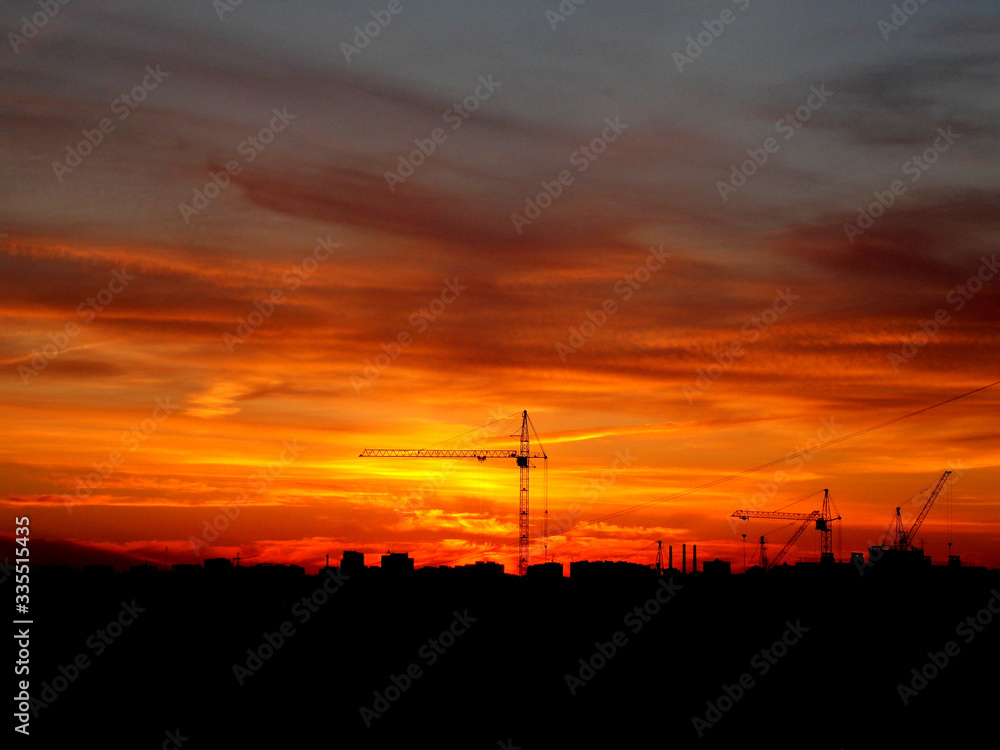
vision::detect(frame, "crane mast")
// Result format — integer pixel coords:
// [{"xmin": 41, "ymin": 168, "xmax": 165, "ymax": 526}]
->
[
  {"xmin": 518, "ymin": 409, "xmax": 530, "ymax": 575},
  {"xmin": 819, "ymin": 488, "xmax": 837, "ymax": 562}
]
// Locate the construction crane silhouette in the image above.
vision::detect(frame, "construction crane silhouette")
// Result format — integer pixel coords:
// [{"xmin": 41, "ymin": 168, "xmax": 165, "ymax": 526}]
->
[
  {"xmin": 819, "ymin": 488, "xmax": 839, "ymax": 562},
  {"xmin": 890, "ymin": 470, "xmax": 952, "ymax": 551},
  {"xmin": 360, "ymin": 410, "xmax": 547, "ymax": 576},
  {"xmin": 733, "ymin": 489, "xmax": 841, "ymax": 562},
  {"xmin": 756, "ymin": 515, "xmax": 815, "ymax": 572},
  {"xmin": 732, "ymin": 509, "xmax": 826, "ymax": 564},
  {"xmin": 230, "ymin": 553, "xmax": 259, "ymax": 567}
]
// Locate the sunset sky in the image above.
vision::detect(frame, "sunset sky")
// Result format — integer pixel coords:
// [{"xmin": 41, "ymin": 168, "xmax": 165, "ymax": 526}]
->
[{"xmin": 2, "ymin": 0, "xmax": 998, "ymax": 573}]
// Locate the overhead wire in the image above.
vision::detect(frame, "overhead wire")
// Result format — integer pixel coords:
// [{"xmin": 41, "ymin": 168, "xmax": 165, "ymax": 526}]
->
[
  {"xmin": 544, "ymin": 378, "xmax": 1000, "ymax": 538},
  {"xmin": 437, "ymin": 379, "xmax": 1000, "ymax": 568}
]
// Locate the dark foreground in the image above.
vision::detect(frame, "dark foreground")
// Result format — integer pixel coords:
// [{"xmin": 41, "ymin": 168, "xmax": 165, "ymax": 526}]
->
[{"xmin": 9, "ymin": 562, "xmax": 1000, "ymax": 748}]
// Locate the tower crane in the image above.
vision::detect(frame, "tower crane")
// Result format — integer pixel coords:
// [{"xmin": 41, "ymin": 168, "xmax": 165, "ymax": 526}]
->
[
  {"xmin": 733, "ymin": 489, "xmax": 841, "ymax": 562},
  {"xmin": 360, "ymin": 410, "xmax": 547, "ymax": 576},
  {"xmin": 891, "ymin": 470, "xmax": 952, "ymax": 552}
]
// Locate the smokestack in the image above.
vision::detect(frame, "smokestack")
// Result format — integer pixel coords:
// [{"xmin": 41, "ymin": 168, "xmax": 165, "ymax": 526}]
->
[
  {"xmin": 682, "ymin": 544, "xmax": 687, "ymax": 575},
  {"xmin": 693, "ymin": 545, "xmax": 697, "ymax": 573},
  {"xmin": 668, "ymin": 546, "xmax": 673, "ymax": 571}
]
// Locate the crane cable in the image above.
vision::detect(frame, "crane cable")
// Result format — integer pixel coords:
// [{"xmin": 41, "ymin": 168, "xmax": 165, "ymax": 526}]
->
[{"xmin": 420, "ymin": 410, "xmax": 521, "ymax": 451}]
